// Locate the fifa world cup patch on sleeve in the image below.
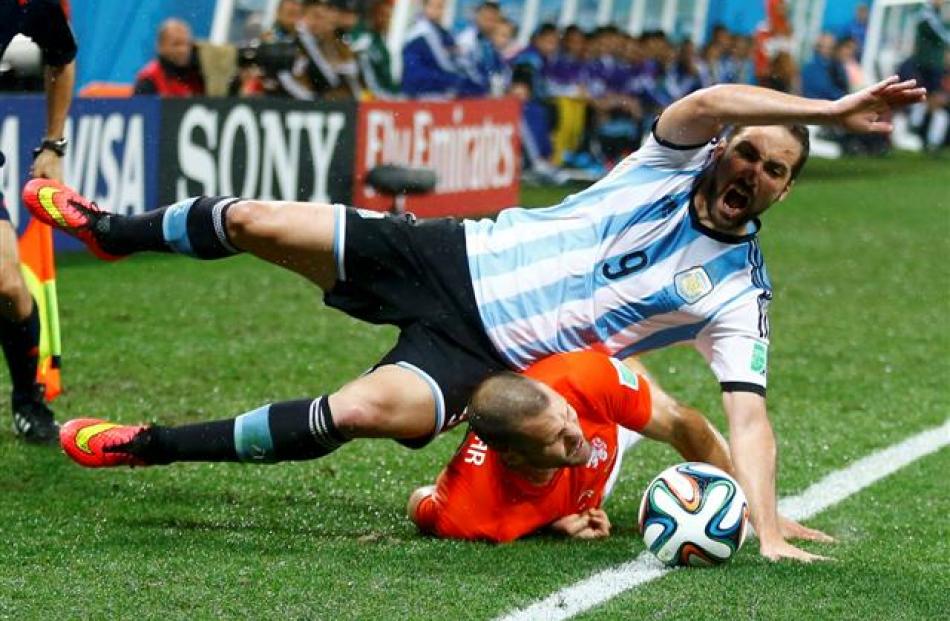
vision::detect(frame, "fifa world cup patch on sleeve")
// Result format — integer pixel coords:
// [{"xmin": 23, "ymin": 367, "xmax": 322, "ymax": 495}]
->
[
  {"xmin": 751, "ymin": 342, "xmax": 768, "ymax": 375},
  {"xmin": 674, "ymin": 267, "xmax": 713, "ymax": 304},
  {"xmin": 608, "ymin": 357, "xmax": 639, "ymax": 390}
]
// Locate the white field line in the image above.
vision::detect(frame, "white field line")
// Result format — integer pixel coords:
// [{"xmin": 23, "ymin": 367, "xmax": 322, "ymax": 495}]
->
[{"xmin": 496, "ymin": 419, "xmax": 950, "ymax": 621}]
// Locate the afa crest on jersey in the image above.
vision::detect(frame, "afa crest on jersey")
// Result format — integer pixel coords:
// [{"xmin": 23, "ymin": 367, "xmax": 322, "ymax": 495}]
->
[{"xmin": 674, "ymin": 266, "xmax": 714, "ymax": 304}]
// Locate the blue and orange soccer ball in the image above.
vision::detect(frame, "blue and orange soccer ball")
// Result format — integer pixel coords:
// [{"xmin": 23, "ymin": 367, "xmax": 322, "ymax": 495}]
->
[{"xmin": 638, "ymin": 462, "xmax": 749, "ymax": 567}]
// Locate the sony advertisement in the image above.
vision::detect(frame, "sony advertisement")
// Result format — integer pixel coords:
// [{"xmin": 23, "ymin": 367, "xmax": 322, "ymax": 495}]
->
[{"xmin": 159, "ymin": 99, "xmax": 357, "ymax": 206}]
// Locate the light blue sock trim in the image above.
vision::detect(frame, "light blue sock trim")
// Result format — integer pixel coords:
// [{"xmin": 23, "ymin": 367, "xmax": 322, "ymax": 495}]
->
[
  {"xmin": 233, "ymin": 405, "xmax": 275, "ymax": 463},
  {"xmin": 395, "ymin": 361, "xmax": 445, "ymax": 443},
  {"xmin": 162, "ymin": 198, "xmax": 198, "ymax": 256},
  {"xmin": 332, "ymin": 204, "xmax": 346, "ymax": 281}
]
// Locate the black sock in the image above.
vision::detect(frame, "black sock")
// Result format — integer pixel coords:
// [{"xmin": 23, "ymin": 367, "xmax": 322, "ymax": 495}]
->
[
  {"xmin": 0, "ymin": 298, "xmax": 40, "ymax": 405},
  {"xmin": 145, "ymin": 419, "xmax": 239, "ymax": 464},
  {"xmin": 96, "ymin": 196, "xmax": 242, "ymax": 259},
  {"xmin": 140, "ymin": 396, "xmax": 348, "ymax": 465},
  {"xmin": 96, "ymin": 208, "xmax": 170, "ymax": 255}
]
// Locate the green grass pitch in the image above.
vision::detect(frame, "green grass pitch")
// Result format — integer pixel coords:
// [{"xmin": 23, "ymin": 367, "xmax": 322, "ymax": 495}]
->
[{"xmin": 1, "ymin": 154, "xmax": 948, "ymax": 619}]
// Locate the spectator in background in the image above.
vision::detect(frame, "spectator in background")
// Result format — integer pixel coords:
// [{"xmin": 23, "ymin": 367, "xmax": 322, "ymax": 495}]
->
[
  {"xmin": 835, "ymin": 36, "xmax": 865, "ymax": 90},
  {"xmin": 805, "ymin": 34, "xmax": 887, "ymax": 154},
  {"xmin": 548, "ymin": 25, "xmax": 588, "ymax": 98},
  {"xmin": 278, "ymin": 0, "xmax": 362, "ymax": 100},
  {"xmin": 350, "ymin": 0, "xmax": 400, "ymax": 99},
  {"xmin": 511, "ymin": 23, "xmax": 558, "ymax": 101},
  {"xmin": 457, "ymin": 1, "xmax": 506, "ymax": 96},
  {"xmin": 759, "ymin": 50, "xmax": 798, "ymax": 93},
  {"xmin": 841, "ymin": 3, "xmax": 869, "ymax": 57},
  {"xmin": 490, "ymin": 17, "xmax": 519, "ymax": 61},
  {"xmin": 262, "ymin": 0, "xmax": 303, "ymax": 42},
  {"xmin": 730, "ymin": 36, "xmax": 758, "ymax": 85},
  {"xmin": 911, "ymin": 0, "xmax": 949, "ymax": 94},
  {"xmin": 134, "ymin": 19, "xmax": 205, "ymax": 97},
  {"xmin": 334, "ymin": 0, "xmax": 362, "ymax": 39},
  {"xmin": 402, "ymin": 0, "xmax": 481, "ymax": 98},
  {"xmin": 754, "ymin": 0, "xmax": 794, "ymax": 84},
  {"xmin": 801, "ymin": 33, "xmax": 847, "ymax": 100},
  {"xmin": 899, "ymin": 3, "xmax": 949, "ymax": 152},
  {"xmin": 668, "ymin": 39, "xmax": 705, "ymax": 99}
]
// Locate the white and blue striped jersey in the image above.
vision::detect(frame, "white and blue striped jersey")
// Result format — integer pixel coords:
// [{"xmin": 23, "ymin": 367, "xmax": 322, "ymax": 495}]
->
[{"xmin": 464, "ymin": 132, "xmax": 773, "ymax": 391}]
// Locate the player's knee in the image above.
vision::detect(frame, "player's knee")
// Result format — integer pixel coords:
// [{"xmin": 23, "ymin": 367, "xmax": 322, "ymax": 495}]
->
[
  {"xmin": 225, "ymin": 200, "xmax": 283, "ymax": 244},
  {"xmin": 0, "ymin": 268, "xmax": 27, "ymax": 304},
  {"xmin": 329, "ymin": 389, "xmax": 394, "ymax": 436}
]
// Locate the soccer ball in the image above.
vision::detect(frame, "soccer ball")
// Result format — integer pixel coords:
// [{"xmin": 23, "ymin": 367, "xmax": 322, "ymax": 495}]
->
[{"xmin": 638, "ymin": 462, "xmax": 749, "ymax": 567}]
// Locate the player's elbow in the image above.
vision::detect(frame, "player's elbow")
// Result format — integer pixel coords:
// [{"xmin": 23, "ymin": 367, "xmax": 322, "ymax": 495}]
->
[{"xmin": 407, "ymin": 485, "xmax": 435, "ymax": 522}]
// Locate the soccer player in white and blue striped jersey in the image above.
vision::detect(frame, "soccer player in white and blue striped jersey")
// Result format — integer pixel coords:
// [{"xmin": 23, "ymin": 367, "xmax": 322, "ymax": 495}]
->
[{"xmin": 31, "ymin": 76, "xmax": 925, "ymax": 562}]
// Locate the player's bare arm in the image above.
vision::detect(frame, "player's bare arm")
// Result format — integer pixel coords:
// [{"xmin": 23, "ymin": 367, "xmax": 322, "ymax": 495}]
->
[
  {"xmin": 656, "ymin": 76, "xmax": 927, "ymax": 147},
  {"xmin": 723, "ymin": 391, "xmax": 830, "ymax": 563},
  {"xmin": 622, "ymin": 358, "xmax": 730, "ymax": 473},
  {"xmin": 32, "ymin": 60, "xmax": 75, "ymax": 181}
]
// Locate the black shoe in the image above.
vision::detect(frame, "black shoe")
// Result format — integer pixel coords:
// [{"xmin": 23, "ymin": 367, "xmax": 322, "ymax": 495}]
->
[{"xmin": 12, "ymin": 387, "xmax": 59, "ymax": 444}]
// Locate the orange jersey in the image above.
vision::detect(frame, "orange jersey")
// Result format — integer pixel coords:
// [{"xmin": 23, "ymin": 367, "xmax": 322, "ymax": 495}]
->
[{"xmin": 413, "ymin": 351, "xmax": 652, "ymax": 542}]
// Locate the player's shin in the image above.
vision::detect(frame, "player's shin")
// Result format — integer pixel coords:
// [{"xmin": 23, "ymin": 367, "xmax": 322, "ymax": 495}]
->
[
  {"xmin": 100, "ymin": 196, "xmax": 244, "ymax": 258},
  {"xmin": 143, "ymin": 396, "xmax": 349, "ymax": 464}
]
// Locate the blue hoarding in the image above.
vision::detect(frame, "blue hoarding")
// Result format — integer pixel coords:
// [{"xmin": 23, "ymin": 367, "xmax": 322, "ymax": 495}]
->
[{"xmin": 0, "ymin": 95, "xmax": 161, "ymax": 249}]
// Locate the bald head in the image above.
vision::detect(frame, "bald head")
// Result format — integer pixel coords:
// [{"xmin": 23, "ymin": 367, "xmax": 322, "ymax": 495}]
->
[{"xmin": 158, "ymin": 18, "xmax": 194, "ymax": 68}]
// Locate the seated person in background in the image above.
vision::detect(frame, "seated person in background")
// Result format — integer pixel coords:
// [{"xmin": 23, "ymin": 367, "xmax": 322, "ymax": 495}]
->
[
  {"xmin": 547, "ymin": 25, "xmax": 588, "ymax": 99},
  {"xmin": 456, "ymin": 1, "xmax": 506, "ymax": 95},
  {"xmin": 801, "ymin": 33, "xmax": 847, "ymax": 100},
  {"xmin": 401, "ymin": 0, "xmax": 482, "ymax": 99},
  {"xmin": 350, "ymin": 0, "xmax": 401, "ymax": 99},
  {"xmin": 490, "ymin": 16, "xmax": 519, "ymax": 61},
  {"xmin": 261, "ymin": 0, "xmax": 303, "ymax": 43},
  {"xmin": 277, "ymin": 0, "xmax": 362, "ymax": 101},
  {"xmin": 511, "ymin": 22, "xmax": 559, "ymax": 101},
  {"xmin": 134, "ymin": 18, "xmax": 205, "ymax": 97},
  {"xmin": 409, "ymin": 351, "xmax": 737, "ymax": 543}
]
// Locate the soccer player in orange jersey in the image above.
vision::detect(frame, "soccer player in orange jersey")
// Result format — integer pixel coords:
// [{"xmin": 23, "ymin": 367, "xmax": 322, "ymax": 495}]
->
[{"xmin": 408, "ymin": 350, "xmax": 736, "ymax": 543}]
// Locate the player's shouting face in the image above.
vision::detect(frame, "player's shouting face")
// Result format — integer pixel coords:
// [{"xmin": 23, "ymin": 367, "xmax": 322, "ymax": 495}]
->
[{"xmin": 702, "ymin": 126, "xmax": 803, "ymax": 233}]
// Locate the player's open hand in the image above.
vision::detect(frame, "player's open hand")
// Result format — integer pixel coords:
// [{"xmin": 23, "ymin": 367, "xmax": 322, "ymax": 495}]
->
[
  {"xmin": 760, "ymin": 537, "xmax": 832, "ymax": 563},
  {"xmin": 830, "ymin": 75, "xmax": 927, "ymax": 134},
  {"xmin": 550, "ymin": 509, "xmax": 611, "ymax": 539},
  {"xmin": 779, "ymin": 515, "xmax": 835, "ymax": 543}
]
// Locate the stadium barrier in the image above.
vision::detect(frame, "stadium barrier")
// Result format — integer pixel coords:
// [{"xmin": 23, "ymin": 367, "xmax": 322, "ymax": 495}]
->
[
  {"xmin": 0, "ymin": 95, "xmax": 522, "ymax": 251},
  {"xmin": 354, "ymin": 98, "xmax": 521, "ymax": 218}
]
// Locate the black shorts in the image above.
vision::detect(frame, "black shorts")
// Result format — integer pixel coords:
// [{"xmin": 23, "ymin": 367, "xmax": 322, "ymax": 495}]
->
[{"xmin": 323, "ymin": 206, "xmax": 508, "ymax": 448}]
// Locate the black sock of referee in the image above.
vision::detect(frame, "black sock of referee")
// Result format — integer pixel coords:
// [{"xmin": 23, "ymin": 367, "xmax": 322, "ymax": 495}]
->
[
  {"xmin": 137, "ymin": 396, "xmax": 349, "ymax": 465},
  {"xmin": 95, "ymin": 196, "xmax": 243, "ymax": 259},
  {"xmin": 0, "ymin": 298, "xmax": 41, "ymax": 406}
]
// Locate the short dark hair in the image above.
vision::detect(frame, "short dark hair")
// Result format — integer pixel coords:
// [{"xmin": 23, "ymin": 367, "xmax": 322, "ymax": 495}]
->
[
  {"xmin": 468, "ymin": 372, "xmax": 550, "ymax": 449},
  {"xmin": 534, "ymin": 22, "xmax": 558, "ymax": 39},
  {"xmin": 730, "ymin": 124, "xmax": 810, "ymax": 181}
]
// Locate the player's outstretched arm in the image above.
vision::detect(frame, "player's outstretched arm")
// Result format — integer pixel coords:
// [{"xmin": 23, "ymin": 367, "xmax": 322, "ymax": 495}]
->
[
  {"xmin": 722, "ymin": 392, "xmax": 830, "ymax": 563},
  {"xmin": 656, "ymin": 76, "xmax": 927, "ymax": 148},
  {"xmin": 637, "ymin": 389, "xmax": 733, "ymax": 475}
]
